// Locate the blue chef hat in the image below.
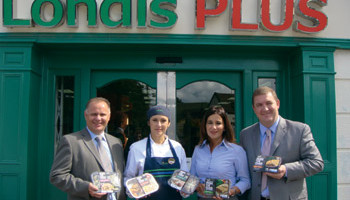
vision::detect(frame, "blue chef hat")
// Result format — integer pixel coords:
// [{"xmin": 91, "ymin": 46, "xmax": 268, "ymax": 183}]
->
[{"xmin": 147, "ymin": 105, "xmax": 171, "ymax": 121}]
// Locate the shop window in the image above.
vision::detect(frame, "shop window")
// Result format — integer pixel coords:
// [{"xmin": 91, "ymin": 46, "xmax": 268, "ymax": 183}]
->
[
  {"xmin": 176, "ymin": 81, "xmax": 235, "ymax": 157},
  {"xmin": 258, "ymin": 78, "xmax": 276, "ymax": 90},
  {"xmin": 55, "ymin": 76, "xmax": 75, "ymax": 152}
]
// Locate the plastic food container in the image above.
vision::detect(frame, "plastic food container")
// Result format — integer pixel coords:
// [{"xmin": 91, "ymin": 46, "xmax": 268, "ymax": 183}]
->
[
  {"xmin": 168, "ymin": 169, "xmax": 199, "ymax": 194},
  {"xmin": 125, "ymin": 173, "xmax": 159, "ymax": 199},
  {"xmin": 215, "ymin": 179, "xmax": 230, "ymax": 198},
  {"xmin": 253, "ymin": 155, "xmax": 282, "ymax": 173},
  {"xmin": 91, "ymin": 171, "xmax": 121, "ymax": 193},
  {"xmin": 203, "ymin": 178, "xmax": 215, "ymax": 197},
  {"xmin": 204, "ymin": 178, "xmax": 231, "ymax": 198}
]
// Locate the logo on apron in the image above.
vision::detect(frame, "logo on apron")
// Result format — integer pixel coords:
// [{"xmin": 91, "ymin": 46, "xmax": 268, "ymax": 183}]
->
[{"xmin": 168, "ymin": 158, "xmax": 176, "ymax": 165}]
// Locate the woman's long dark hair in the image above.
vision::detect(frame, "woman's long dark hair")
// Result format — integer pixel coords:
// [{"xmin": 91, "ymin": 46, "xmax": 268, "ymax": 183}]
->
[{"xmin": 198, "ymin": 105, "xmax": 236, "ymax": 145}]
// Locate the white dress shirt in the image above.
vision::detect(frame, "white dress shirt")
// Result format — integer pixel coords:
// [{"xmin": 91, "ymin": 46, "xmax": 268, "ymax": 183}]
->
[{"xmin": 124, "ymin": 135, "xmax": 188, "ymax": 184}]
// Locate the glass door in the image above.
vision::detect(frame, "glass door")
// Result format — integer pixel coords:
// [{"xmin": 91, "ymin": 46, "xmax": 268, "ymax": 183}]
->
[
  {"xmin": 55, "ymin": 70, "xmax": 241, "ymax": 200},
  {"xmin": 90, "ymin": 70, "xmax": 241, "ymax": 159},
  {"xmin": 175, "ymin": 71, "xmax": 241, "ymax": 157},
  {"xmin": 91, "ymin": 70, "xmax": 157, "ymax": 157}
]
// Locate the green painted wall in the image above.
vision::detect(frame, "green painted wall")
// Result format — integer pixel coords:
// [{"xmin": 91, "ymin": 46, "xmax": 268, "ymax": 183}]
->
[
  {"xmin": 290, "ymin": 47, "xmax": 337, "ymax": 200},
  {"xmin": 0, "ymin": 43, "xmax": 40, "ymax": 200}
]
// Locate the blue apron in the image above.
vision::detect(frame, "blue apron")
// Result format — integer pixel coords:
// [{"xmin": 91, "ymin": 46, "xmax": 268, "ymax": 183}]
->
[{"xmin": 143, "ymin": 135, "xmax": 182, "ymax": 200}]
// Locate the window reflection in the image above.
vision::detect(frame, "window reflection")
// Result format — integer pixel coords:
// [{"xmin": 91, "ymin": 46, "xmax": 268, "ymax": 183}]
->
[
  {"xmin": 176, "ymin": 81, "xmax": 235, "ymax": 157},
  {"xmin": 258, "ymin": 78, "xmax": 276, "ymax": 90}
]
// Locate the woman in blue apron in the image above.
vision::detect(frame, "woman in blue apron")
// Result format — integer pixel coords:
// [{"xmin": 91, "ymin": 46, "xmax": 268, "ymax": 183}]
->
[{"xmin": 124, "ymin": 105, "xmax": 188, "ymax": 200}]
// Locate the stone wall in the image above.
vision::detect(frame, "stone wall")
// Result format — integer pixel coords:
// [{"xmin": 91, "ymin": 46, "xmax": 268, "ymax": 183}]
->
[{"xmin": 335, "ymin": 49, "xmax": 350, "ymax": 200}]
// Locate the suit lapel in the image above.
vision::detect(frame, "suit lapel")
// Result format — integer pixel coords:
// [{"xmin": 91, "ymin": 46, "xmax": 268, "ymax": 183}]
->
[
  {"xmin": 270, "ymin": 117, "xmax": 286, "ymax": 155},
  {"xmin": 251, "ymin": 124, "xmax": 261, "ymax": 159},
  {"xmin": 105, "ymin": 134, "xmax": 118, "ymax": 171},
  {"xmin": 81, "ymin": 129, "xmax": 104, "ymax": 169}
]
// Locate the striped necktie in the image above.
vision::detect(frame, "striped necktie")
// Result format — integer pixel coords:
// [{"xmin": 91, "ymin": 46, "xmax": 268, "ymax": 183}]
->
[{"xmin": 95, "ymin": 135, "xmax": 113, "ymax": 172}]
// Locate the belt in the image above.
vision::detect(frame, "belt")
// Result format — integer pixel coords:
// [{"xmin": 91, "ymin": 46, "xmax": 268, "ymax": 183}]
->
[{"xmin": 261, "ymin": 196, "xmax": 270, "ymax": 200}]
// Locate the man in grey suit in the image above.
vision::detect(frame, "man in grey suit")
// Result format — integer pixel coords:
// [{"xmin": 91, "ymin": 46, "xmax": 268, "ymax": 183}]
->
[
  {"xmin": 50, "ymin": 97, "xmax": 126, "ymax": 200},
  {"xmin": 240, "ymin": 86, "xmax": 324, "ymax": 200}
]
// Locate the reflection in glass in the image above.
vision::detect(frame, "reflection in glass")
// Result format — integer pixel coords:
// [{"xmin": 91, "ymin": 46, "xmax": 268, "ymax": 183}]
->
[
  {"xmin": 258, "ymin": 78, "xmax": 276, "ymax": 90},
  {"xmin": 55, "ymin": 76, "xmax": 75, "ymax": 152},
  {"xmin": 97, "ymin": 80, "xmax": 156, "ymax": 158},
  {"xmin": 176, "ymin": 81, "xmax": 235, "ymax": 157}
]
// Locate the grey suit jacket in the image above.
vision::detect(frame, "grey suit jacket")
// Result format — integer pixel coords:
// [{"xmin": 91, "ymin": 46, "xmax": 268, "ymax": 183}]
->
[
  {"xmin": 239, "ymin": 117, "xmax": 324, "ymax": 200},
  {"xmin": 50, "ymin": 128, "xmax": 126, "ymax": 200}
]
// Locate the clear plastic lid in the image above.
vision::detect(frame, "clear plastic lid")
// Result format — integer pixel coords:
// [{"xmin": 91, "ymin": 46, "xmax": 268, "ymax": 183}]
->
[
  {"xmin": 91, "ymin": 171, "xmax": 121, "ymax": 193},
  {"xmin": 125, "ymin": 173, "xmax": 159, "ymax": 199},
  {"xmin": 204, "ymin": 178, "xmax": 231, "ymax": 198},
  {"xmin": 168, "ymin": 169, "xmax": 200, "ymax": 194},
  {"xmin": 215, "ymin": 179, "xmax": 231, "ymax": 199},
  {"xmin": 253, "ymin": 155, "xmax": 282, "ymax": 173}
]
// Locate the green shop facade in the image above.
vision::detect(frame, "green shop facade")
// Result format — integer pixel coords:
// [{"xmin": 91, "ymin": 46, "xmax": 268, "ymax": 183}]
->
[
  {"xmin": 0, "ymin": 0, "xmax": 339, "ymax": 199},
  {"xmin": 0, "ymin": 33, "xmax": 338, "ymax": 200}
]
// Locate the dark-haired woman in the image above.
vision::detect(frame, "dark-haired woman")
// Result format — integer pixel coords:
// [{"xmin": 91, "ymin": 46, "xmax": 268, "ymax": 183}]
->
[{"xmin": 190, "ymin": 106, "xmax": 250, "ymax": 200}]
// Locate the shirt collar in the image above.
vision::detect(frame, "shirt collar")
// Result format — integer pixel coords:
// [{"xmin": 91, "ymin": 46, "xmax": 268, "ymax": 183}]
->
[
  {"xmin": 199, "ymin": 139, "xmax": 228, "ymax": 149},
  {"xmin": 259, "ymin": 116, "xmax": 280, "ymax": 136},
  {"xmin": 86, "ymin": 127, "xmax": 106, "ymax": 141},
  {"xmin": 149, "ymin": 134, "xmax": 169, "ymax": 145}
]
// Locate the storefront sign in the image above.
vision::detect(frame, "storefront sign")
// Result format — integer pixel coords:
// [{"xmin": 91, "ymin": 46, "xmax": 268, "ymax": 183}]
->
[
  {"xmin": 2, "ymin": 0, "xmax": 327, "ymax": 33},
  {"xmin": 196, "ymin": 0, "xmax": 328, "ymax": 33}
]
